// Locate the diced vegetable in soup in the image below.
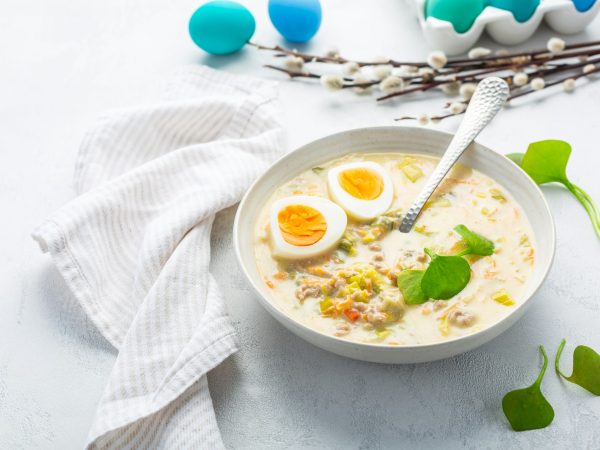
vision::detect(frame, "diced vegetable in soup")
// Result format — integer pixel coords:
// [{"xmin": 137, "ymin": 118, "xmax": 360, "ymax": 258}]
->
[{"xmin": 254, "ymin": 153, "xmax": 535, "ymax": 345}]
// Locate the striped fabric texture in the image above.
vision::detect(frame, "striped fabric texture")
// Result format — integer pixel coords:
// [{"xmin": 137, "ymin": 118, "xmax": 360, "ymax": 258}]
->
[{"xmin": 32, "ymin": 66, "xmax": 283, "ymax": 449}]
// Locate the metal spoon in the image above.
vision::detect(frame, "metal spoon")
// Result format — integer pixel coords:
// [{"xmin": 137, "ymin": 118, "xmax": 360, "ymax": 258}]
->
[{"xmin": 398, "ymin": 76, "xmax": 510, "ymax": 233}]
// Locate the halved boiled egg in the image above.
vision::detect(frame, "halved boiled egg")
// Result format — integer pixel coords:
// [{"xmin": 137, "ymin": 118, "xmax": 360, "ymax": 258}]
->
[
  {"xmin": 270, "ymin": 195, "xmax": 347, "ymax": 259},
  {"xmin": 327, "ymin": 161, "xmax": 394, "ymax": 221}
]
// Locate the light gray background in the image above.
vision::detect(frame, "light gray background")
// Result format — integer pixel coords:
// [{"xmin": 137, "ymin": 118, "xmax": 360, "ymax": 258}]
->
[{"xmin": 1, "ymin": 0, "xmax": 600, "ymax": 448}]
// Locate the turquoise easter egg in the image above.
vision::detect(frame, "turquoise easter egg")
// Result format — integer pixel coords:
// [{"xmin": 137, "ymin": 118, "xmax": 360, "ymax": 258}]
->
[
  {"xmin": 268, "ymin": 0, "xmax": 322, "ymax": 43},
  {"xmin": 487, "ymin": 0, "xmax": 540, "ymax": 22},
  {"xmin": 425, "ymin": 0, "xmax": 486, "ymax": 33},
  {"xmin": 189, "ymin": 1, "xmax": 255, "ymax": 55},
  {"xmin": 573, "ymin": 0, "xmax": 596, "ymax": 12}
]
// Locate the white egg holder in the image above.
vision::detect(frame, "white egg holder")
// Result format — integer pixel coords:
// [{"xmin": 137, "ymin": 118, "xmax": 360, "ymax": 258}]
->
[{"xmin": 406, "ymin": 0, "xmax": 600, "ymax": 55}]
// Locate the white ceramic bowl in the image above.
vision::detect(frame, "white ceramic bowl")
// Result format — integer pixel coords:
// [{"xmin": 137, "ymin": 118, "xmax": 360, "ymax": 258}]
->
[{"xmin": 233, "ymin": 126, "xmax": 555, "ymax": 364}]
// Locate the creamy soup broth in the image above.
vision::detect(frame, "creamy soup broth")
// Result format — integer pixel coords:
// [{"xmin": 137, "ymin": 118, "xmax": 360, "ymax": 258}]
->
[{"xmin": 254, "ymin": 153, "xmax": 535, "ymax": 345}]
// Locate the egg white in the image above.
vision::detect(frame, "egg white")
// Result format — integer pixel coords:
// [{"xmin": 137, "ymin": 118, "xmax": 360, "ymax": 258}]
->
[
  {"xmin": 327, "ymin": 161, "xmax": 394, "ymax": 221},
  {"xmin": 269, "ymin": 195, "xmax": 347, "ymax": 259}
]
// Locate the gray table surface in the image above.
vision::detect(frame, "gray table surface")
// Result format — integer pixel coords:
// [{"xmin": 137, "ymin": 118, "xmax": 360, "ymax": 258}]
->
[{"xmin": 2, "ymin": 0, "xmax": 600, "ymax": 448}]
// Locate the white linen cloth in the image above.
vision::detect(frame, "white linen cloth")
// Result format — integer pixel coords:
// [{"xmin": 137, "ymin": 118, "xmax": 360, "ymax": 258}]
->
[{"xmin": 32, "ymin": 66, "xmax": 283, "ymax": 449}]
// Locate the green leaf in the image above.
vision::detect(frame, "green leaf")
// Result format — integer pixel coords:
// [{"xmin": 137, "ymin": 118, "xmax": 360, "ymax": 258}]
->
[
  {"xmin": 506, "ymin": 152, "xmax": 524, "ymax": 166},
  {"xmin": 397, "ymin": 270, "xmax": 428, "ymax": 305},
  {"xmin": 555, "ymin": 339, "xmax": 600, "ymax": 395},
  {"xmin": 509, "ymin": 140, "xmax": 600, "ymax": 238},
  {"xmin": 521, "ymin": 140, "xmax": 571, "ymax": 185},
  {"xmin": 502, "ymin": 346, "xmax": 555, "ymax": 432},
  {"xmin": 454, "ymin": 224, "xmax": 495, "ymax": 256},
  {"xmin": 421, "ymin": 249, "xmax": 471, "ymax": 300},
  {"xmin": 565, "ymin": 183, "xmax": 600, "ymax": 238}
]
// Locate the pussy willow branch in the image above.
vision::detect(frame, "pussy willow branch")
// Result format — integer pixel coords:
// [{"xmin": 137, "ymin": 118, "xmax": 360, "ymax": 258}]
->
[
  {"xmin": 259, "ymin": 42, "xmax": 600, "ymax": 96},
  {"xmin": 254, "ymin": 39, "xmax": 600, "ymax": 122},
  {"xmin": 379, "ymin": 54, "xmax": 600, "ymax": 102},
  {"xmin": 397, "ymin": 62, "xmax": 600, "ymax": 122},
  {"xmin": 444, "ymin": 40, "xmax": 600, "ymax": 67},
  {"xmin": 263, "ymin": 55, "xmax": 600, "ymax": 103},
  {"xmin": 250, "ymin": 40, "xmax": 600, "ymax": 70},
  {"xmin": 511, "ymin": 63, "xmax": 600, "ymax": 101},
  {"xmin": 248, "ymin": 42, "xmax": 427, "ymax": 68}
]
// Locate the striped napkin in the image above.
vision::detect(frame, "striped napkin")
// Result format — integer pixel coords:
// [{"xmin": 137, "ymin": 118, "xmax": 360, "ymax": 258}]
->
[{"xmin": 32, "ymin": 66, "xmax": 283, "ymax": 449}]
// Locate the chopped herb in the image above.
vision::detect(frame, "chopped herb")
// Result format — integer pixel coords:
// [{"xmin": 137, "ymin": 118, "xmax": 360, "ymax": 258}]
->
[
  {"xmin": 381, "ymin": 296, "xmax": 404, "ymax": 320},
  {"xmin": 338, "ymin": 235, "xmax": 356, "ymax": 255},
  {"xmin": 311, "ymin": 166, "xmax": 324, "ymax": 174},
  {"xmin": 414, "ymin": 224, "xmax": 434, "ymax": 236},
  {"xmin": 401, "ymin": 164, "xmax": 424, "ymax": 183},
  {"xmin": 371, "ymin": 215, "xmax": 394, "ymax": 231},
  {"xmin": 362, "ymin": 234, "xmax": 375, "ymax": 244},
  {"xmin": 397, "ymin": 270, "xmax": 428, "ymax": 304},
  {"xmin": 438, "ymin": 315, "xmax": 450, "ymax": 336},
  {"xmin": 492, "ymin": 290, "xmax": 515, "ymax": 306},
  {"xmin": 383, "ymin": 207, "xmax": 402, "ymax": 218},
  {"xmin": 490, "ymin": 188, "xmax": 507, "ymax": 203},
  {"xmin": 331, "ymin": 251, "xmax": 345, "ymax": 264},
  {"xmin": 508, "ymin": 140, "xmax": 599, "ymax": 238},
  {"xmin": 319, "ymin": 298, "xmax": 333, "ymax": 314},
  {"xmin": 421, "ymin": 249, "xmax": 471, "ymax": 300},
  {"xmin": 424, "ymin": 196, "xmax": 451, "ymax": 209},
  {"xmin": 375, "ymin": 328, "xmax": 391, "ymax": 340},
  {"xmin": 502, "ymin": 345, "xmax": 555, "ymax": 432},
  {"xmin": 555, "ymin": 339, "xmax": 600, "ymax": 395},
  {"xmin": 454, "ymin": 224, "xmax": 495, "ymax": 257}
]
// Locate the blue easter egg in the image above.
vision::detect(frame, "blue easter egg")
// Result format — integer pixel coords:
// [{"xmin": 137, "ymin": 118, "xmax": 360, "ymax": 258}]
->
[
  {"xmin": 573, "ymin": 0, "xmax": 596, "ymax": 12},
  {"xmin": 268, "ymin": 0, "xmax": 322, "ymax": 43},
  {"xmin": 189, "ymin": 1, "xmax": 255, "ymax": 55},
  {"xmin": 425, "ymin": 0, "xmax": 486, "ymax": 33},
  {"xmin": 487, "ymin": 0, "xmax": 540, "ymax": 22}
]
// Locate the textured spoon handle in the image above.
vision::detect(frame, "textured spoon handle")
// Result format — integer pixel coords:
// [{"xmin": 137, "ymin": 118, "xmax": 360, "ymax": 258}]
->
[{"xmin": 398, "ymin": 77, "xmax": 509, "ymax": 233}]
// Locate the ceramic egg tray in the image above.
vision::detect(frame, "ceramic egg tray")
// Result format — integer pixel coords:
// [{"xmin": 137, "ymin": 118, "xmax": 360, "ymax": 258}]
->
[{"xmin": 406, "ymin": 0, "xmax": 600, "ymax": 55}]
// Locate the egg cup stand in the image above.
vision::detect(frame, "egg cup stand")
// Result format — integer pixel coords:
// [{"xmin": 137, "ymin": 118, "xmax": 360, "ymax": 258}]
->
[{"xmin": 406, "ymin": 0, "xmax": 600, "ymax": 55}]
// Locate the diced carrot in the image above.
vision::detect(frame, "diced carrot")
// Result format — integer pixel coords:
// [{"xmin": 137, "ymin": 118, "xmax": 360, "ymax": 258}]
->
[
  {"xmin": 265, "ymin": 279, "xmax": 274, "ymax": 288},
  {"xmin": 307, "ymin": 266, "xmax": 332, "ymax": 277},
  {"xmin": 344, "ymin": 308, "xmax": 360, "ymax": 322}
]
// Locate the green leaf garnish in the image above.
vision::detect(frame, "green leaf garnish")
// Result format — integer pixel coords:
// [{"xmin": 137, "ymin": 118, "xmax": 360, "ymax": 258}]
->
[
  {"xmin": 509, "ymin": 140, "xmax": 600, "ymax": 238},
  {"xmin": 506, "ymin": 152, "xmax": 524, "ymax": 166},
  {"xmin": 396, "ymin": 270, "xmax": 428, "ymax": 304},
  {"xmin": 502, "ymin": 345, "xmax": 555, "ymax": 432},
  {"xmin": 396, "ymin": 226, "xmax": 493, "ymax": 304},
  {"xmin": 555, "ymin": 338, "xmax": 600, "ymax": 395},
  {"xmin": 454, "ymin": 224, "xmax": 495, "ymax": 257},
  {"xmin": 311, "ymin": 166, "xmax": 324, "ymax": 174},
  {"xmin": 420, "ymin": 249, "xmax": 471, "ymax": 300}
]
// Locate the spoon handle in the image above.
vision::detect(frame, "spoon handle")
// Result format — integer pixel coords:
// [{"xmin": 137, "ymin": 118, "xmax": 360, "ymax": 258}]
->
[{"xmin": 398, "ymin": 77, "xmax": 509, "ymax": 233}]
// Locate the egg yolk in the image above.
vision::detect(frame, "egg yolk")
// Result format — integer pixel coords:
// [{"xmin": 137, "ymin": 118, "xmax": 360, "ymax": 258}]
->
[
  {"xmin": 277, "ymin": 205, "xmax": 327, "ymax": 246},
  {"xmin": 338, "ymin": 168, "xmax": 383, "ymax": 200}
]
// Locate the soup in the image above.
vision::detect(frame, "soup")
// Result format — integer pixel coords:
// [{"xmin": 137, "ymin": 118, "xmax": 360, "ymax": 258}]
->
[{"xmin": 254, "ymin": 153, "xmax": 535, "ymax": 346}]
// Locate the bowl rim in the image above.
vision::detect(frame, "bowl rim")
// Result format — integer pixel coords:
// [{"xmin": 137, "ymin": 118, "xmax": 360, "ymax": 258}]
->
[{"xmin": 233, "ymin": 125, "xmax": 556, "ymax": 353}]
